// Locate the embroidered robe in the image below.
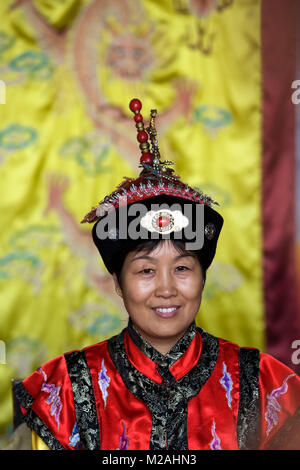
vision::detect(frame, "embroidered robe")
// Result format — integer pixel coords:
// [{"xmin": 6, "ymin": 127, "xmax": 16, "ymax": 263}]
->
[{"xmin": 14, "ymin": 321, "xmax": 300, "ymax": 450}]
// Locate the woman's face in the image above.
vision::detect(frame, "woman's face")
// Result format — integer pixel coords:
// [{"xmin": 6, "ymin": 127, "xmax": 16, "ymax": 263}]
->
[{"xmin": 113, "ymin": 240, "xmax": 204, "ymax": 354}]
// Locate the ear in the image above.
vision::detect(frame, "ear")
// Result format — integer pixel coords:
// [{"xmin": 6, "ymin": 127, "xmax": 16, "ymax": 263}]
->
[{"xmin": 112, "ymin": 273, "xmax": 123, "ymax": 298}]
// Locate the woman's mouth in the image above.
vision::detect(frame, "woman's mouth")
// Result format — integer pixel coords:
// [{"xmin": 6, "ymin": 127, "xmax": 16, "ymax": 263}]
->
[{"xmin": 152, "ymin": 306, "xmax": 180, "ymax": 318}]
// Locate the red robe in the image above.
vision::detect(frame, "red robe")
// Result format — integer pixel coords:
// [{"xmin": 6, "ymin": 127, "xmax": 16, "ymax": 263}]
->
[{"xmin": 14, "ymin": 322, "xmax": 300, "ymax": 450}]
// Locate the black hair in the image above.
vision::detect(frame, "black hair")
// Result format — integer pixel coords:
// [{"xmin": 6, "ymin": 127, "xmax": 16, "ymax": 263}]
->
[{"xmin": 114, "ymin": 238, "xmax": 207, "ymax": 290}]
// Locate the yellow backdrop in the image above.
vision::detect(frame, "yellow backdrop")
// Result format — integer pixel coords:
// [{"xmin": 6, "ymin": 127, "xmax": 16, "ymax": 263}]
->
[{"xmin": 0, "ymin": 0, "xmax": 264, "ymax": 440}]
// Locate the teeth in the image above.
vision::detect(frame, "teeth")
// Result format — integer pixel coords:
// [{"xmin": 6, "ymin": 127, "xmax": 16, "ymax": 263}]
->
[{"xmin": 155, "ymin": 307, "xmax": 177, "ymax": 313}]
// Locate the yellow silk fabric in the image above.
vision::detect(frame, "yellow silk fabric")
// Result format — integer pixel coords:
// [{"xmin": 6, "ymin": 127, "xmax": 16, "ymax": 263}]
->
[
  {"xmin": 32, "ymin": 0, "xmax": 84, "ymax": 29},
  {"xmin": 32, "ymin": 431, "xmax": 49, "ymax": 451},
  {"xmin": 0, "ymin": 0, "xmax": 264, "ymax": 442}
]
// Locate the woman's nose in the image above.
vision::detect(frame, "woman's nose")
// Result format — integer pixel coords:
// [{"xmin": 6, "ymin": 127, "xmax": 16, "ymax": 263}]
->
[{"xmin": 154, "ymin": 271, "xmax": 177, "ymax": 297}]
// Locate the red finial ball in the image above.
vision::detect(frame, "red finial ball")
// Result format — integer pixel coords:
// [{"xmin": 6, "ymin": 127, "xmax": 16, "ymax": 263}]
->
[
  {"xmin": 129, "ymin": 98, "xmax": 142, "ymax": 113},
  {"xmin": 137, "ymin": 130, "xmax": 148, "ymax": 143},
  {"xmin": 134, "ymin": 113, "xmax": 143, "ymax": 123},
  {"xmin": 140, "ymin": 152, "xmax": 153, "ymax": 164}
]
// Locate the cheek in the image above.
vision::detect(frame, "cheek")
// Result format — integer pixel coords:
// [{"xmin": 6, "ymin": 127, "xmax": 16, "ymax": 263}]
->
[
  {"xmin": 178, "ymin": 277, "xmax": 203, "ymax": 299},
  {"xmin": 122, "ymin": 277, "xmax": 153, "ymax": 305}
]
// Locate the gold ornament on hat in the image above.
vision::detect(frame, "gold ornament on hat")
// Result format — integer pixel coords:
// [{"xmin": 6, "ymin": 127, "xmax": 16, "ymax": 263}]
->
[
  {"xmin": 80, "ymin": 98, "xmax": 219, "ymax": 224},
  {"xmin": 129, "ymin": 98, "xmax": 179, "ymax": 182}
]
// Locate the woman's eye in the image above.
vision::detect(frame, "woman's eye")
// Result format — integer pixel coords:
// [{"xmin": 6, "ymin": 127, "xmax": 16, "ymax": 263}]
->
[
  {"xmin": 139, "ymin": 268, "xmax": 153, "ymax": 274},
  {"xmin": 176, "ymin": 266, "xmax": 189, "ymax": 272}
]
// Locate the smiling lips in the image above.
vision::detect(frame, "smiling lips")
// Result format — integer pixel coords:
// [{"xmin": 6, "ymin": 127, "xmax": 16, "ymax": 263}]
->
[{"xmin": 152, "ymin": 306, "xmax": 180, "ymax": 318}]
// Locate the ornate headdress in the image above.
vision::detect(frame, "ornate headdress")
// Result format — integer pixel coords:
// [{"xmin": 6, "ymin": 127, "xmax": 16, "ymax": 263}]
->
[{"xmin": 82, "ymin": 99, "xmax": 223, "ymax": 274}]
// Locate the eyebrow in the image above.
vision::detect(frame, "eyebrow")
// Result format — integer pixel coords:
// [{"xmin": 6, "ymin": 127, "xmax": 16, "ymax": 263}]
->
[{"xmin": 130, "ymin": 253, "xmax": 195, "ymax": 263}]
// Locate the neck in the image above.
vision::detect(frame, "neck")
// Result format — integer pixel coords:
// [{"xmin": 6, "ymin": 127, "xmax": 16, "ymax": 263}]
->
[
  {"xmin": 135, "ymin": 334, "xmax": 177, "ymax": 355},
  {"xmin": 129, "ymin": 321, "xmax": 194, "ymax": 356}
]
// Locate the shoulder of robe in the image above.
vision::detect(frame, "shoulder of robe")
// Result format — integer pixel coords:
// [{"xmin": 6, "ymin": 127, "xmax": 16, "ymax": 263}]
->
[
  {"xmin": 13, "ymin": 338, "xmax": 112, "ymax": 450},
  {"xmin": 258, "ymin": 352, "xmax": 300, "ymax": 450}
]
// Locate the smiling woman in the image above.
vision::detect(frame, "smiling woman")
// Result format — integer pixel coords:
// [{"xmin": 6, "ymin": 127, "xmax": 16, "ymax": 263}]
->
[
  {"xmin": 113, "ymin": 239, "xmax": 204, "ymax": 354},
  {"xmin": 14, "ymin": 99, "xmax": 300, "ymax": 451}
]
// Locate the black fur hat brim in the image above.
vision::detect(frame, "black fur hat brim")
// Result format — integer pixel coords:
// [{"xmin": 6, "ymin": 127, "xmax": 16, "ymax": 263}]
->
[{"xmin": 92, "ymin": 195, "xmax": 223, "ymax": 274}]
